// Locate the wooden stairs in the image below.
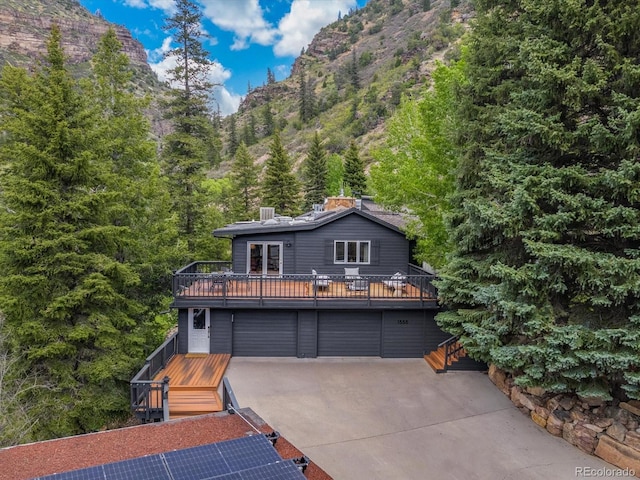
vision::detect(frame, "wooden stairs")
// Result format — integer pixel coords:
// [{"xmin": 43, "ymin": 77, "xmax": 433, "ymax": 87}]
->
[
  {"xmin": 424, "ymin": 336, "xmax": 467, "ymax": 373},
  {"xmin": 154, "ymin": 353, "xmax": 230, "ymax": 419}
]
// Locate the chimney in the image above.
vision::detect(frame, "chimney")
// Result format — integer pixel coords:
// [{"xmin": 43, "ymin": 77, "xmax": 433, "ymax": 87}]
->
[{"xmin": 324, "ymin": 196, "xmax": 356, "ymax": 211}]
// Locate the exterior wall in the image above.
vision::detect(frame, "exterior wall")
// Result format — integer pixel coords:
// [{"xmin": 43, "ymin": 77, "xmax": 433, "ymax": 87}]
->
[
  {"xmin": 230, "ymin": 214, "xmax": 410, "ymax": 275},
  {"xmin": 177, "ymin": 309, "xmax": 189, "ymax": 354},
  {"xmin": 211, "ymin": 310, "xmax": 233, "ymax": 354},
  {"xmin": 178, "ymin": 307, "xmax": 446, "ymax": 358}
]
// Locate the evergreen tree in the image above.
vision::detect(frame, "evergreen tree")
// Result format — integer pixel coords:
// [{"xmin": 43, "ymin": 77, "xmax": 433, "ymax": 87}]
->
[
  {"xmin": 228, "ymin": 114, "xmax": 239, "ymax": 155},
  {"xmin": 343, "ymin": 140, "xmax": 366, "ymax": 195},
  {"xmin": 438, "ymin": 0, "xmax": 640, "ymax": 401},
  {"xmin": 0, "ymin": 26, "xmax": 148, "ymax": 438},
  {"xmin": 262, "ymin": 131, "xmax": 300, "ymax": 216},
  {"xmin": 422, "ymin": 0, "xmax": 431, "ymax": 11},
  {"xmin": 90, "ymin": 28, "xmax": 178, "ymax": 304},
  {"xmin": 302, "ymin": 132, "xmax": 328, "ymax": 210},
  {"xmin": 229, "ymin": 142, "xmax": 259, "ymax": 220},
  {"xmin": 160, "ymin": 0, "xmax": 216, "ymax": 257},
  {"xmin": 262, "ymin": 102, "xmax": 275, "ymax": 137},
  {"xmin": 298, "ymin": 70, "xmax": 315, "ymax": 123},
  {"xmin": 348, "ymin": 49, "xmax": 360, "ymax": 91},
  {"xmin": 266, "ymin": 67, "xmax": 276, "ymax": 85}
]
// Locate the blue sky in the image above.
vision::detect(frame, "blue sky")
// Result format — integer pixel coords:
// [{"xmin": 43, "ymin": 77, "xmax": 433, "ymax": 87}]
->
[{"xmin": 78, "ymin": 0, "xmax": 368, "ymax": 115}]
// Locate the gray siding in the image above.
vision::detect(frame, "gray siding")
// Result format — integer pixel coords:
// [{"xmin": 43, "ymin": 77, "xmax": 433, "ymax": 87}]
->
[
  {"xmin": 318, "ymin": 311, "xmax": 382, "ymax": 356},
  {"xmin": 232, "ymin": 233, "xmax": 295, "ymax": 274},
  {"xmin": 230, "ymin": 214, "xmax": 409, "ymax": 275},
  {"xmin": 211, "ymin": 310, "xmax": 233, "ymax": 354},
  {"xmin": 382, "ymin": 311, "xmax": 426, "ymax": 358},
  {"xmin": 423, "ymin": 311, "xmax": 451, "ymax": 354},
  {"xmin": 177, "ymin": 309, "xmax": 189, "ymax": 354},
  {"xmin": 297, "ymin": 311, "xmax": 317, "ymax": 358},
  {"xmin": 232, "ymin": 311, "xmax": 298, "ymax": 356}
]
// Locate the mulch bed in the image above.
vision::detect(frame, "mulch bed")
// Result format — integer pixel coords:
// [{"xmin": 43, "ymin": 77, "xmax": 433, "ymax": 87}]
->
[{"xmin": 0, "ymin": 411, "xmax": 331, "ymax": 480}]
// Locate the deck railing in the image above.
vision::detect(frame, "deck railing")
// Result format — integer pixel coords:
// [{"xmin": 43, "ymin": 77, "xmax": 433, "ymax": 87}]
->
[
  {"xmin": 130, "ymin": 332, "xmax": 178, "ymax": 422},
  {"xmin": 439, "ymin": 335, "xmax": 464, "ymax": 373},
  {"xmin": 172, "ymin": 263, "xmax": 437, "ymax": 306}
]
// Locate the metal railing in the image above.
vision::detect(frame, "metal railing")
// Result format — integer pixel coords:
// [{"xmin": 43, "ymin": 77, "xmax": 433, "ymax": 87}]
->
[
  {"xmin": 172, "ymin": 263, "xmax": 438, "ymax": 305},
  {"xmin": 438, "ymin": 335, "xmax": 464, "ymax": 373},
  {"xmin": 130, "ymin": 332, "xmax": 178, "ymax": 422}
]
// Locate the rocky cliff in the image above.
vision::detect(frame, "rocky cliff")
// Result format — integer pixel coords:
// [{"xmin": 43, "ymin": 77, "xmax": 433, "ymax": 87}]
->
[{"xmin": 0, "ymin": 0, "xmax": 148, "ymax": 69}]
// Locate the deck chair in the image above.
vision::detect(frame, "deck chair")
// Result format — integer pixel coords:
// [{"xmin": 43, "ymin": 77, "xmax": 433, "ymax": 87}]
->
[
  {"xmin": 382, "ymin": 271, "xmax": 407, "ymax": 291},
  {"xmin": 344, "ymin": 267, "xmax": 368, "ymax": 291},
  {"xmin": 311, "ymin": 269, "xmax": 331, "ymax": 290}
]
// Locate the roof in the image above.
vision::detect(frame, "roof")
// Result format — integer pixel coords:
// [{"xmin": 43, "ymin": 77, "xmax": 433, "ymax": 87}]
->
[
  {"xmin": 0, "ymin": 410, "xmax": 331, "ymax": 480},
  {"xmin": 214, "ymin": 199, "xmax": 409, "ymax": 238}
]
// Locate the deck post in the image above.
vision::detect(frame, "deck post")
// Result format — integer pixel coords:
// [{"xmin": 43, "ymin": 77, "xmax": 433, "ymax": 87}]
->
[{"xmin": 162, "ymin": 376, "xmax": 170, "ymax": 422}]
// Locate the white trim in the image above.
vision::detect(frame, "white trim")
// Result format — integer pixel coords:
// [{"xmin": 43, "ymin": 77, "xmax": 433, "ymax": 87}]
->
[
  {"xmin": 334, "ymin": 240, "xmax": 371, "ymax": 264},
  {"xmin": 246, "ymin": 241, "xmax": 283, "ymax": 275}
]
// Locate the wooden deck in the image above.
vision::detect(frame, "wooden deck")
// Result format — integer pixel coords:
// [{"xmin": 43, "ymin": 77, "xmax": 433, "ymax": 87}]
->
[
  {"xmin": 153, "ymin": 354, "xmax": 230, "ymax": 419},
  {"xmin": 178, "ymin": 278, "xmax": 427, "ymax": 300}
]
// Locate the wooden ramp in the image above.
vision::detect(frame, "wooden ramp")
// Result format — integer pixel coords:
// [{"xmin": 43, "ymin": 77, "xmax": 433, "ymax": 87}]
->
[{"xmin": 154, "ymin": 354, "xmax": 230, "ymax": 419}]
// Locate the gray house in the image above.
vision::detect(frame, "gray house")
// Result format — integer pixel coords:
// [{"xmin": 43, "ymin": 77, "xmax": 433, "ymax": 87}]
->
[{"xmin": 169, "ymin": 197, "xmax": 451, "ymax": 358}]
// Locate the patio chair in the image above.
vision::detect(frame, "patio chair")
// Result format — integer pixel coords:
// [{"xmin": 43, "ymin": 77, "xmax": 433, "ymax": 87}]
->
[
  {"xmin": 344, "ymin": 267, "xmax": 368, "ymax": 291},
  {"xmin": 382, "ymin": 272, "xmax": 407, "ymax": 291},
  {"xmin": 311, "ymin": 269, "xmax": 331, "ymax": 290}
]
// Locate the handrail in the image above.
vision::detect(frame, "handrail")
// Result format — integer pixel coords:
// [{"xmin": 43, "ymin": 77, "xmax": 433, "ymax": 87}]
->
[
  {"xmin": 172, "ymin": 265, "xmax": 438, "ymax": 303},
  {"xmin": 130, "ymin": 332, "xmax": 178, "ymax": 422},
  {"xmin": 438, "ymin": 335, "xmax": 464, "ymax": 373}
]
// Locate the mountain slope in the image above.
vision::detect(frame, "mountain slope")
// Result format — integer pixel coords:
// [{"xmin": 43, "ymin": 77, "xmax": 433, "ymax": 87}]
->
[{"xmin": 225, "ymin": 0, "xmax": 473, "ymax": 174}]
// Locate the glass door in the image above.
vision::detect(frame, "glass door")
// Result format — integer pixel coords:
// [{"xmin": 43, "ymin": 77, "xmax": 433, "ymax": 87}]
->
[
  {"xmin": 188, "ymin": 308, "xmax": 210, "ymax": 354},
  {"xmin": 248, "ymin": 242, "xmax": 282, "ymax": 275}
]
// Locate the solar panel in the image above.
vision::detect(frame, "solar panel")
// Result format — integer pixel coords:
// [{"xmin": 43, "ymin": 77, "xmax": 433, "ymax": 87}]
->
[
  {"xmin": 216, "ymin": 434, "xmax": 281, "ymax": 473},
  {"xmin": 235, "ymin": 460, "xmax": 306, "ymax": 480},
  {"xmin": 103, "ymin": 455, "xmax": 170, "ymax": 480},
  {"xmin": 38, "ymin": 465, "xmax": 106, "ymax": 480},
  {"xmin": 164, "ymin": 442, "xmax": 230, "ymax": 480}
]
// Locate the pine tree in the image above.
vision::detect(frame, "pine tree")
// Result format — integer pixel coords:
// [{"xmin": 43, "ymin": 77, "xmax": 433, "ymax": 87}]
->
[
  {"xmin": 262, "ymin": 102, "xmax": 275, "ymax": 137},
  {"xmin": 262, "ymin": 131, "xmax": 300, "ymax": 216},
  {"xmin": 298, "ymin": 70, "xmax": 315, "ymax": 123},
  {"xmin": 90, "ymin": 27, "xmax": 179, "ymax": 305},
  {"xmin": 266, "ymin": 67, "xmax": 276, "ymax": 85},
  {"xmin": 228, "ymin": 114, "xmax": 239, "ymax": 155},
  {"xmin": 0, "ymin": 26, "xmax": 148, "ymax": 438},
  {"xmin": 343, "ymin": 140, "xmax": 366, "ymax": 195},
  {"xmin": 348, "ymin": 49, "xmax": 360, "ymax": 91},
  {"xmin": 422, "ymin": 0, "xmax": 431, "ymax": 11},
  {"xmin": 302, "ymin": 132, "xmax": 328, "ymax": 210},
  {"xmin": 160, "ymin": 0, "xmax": 216, "ymax": 257},
  {"xmin": 229, "ymin": 142, "xmax": 259, "ymax": 220},
  {"xmin": 438, "ymin": 0, "xmax": 640, "ymax": 401}
]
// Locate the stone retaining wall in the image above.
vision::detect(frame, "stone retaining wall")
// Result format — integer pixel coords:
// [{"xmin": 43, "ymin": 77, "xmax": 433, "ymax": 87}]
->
[{"xmin": 488, "ymin": 364, "xmax": 640, "ymax": 477}]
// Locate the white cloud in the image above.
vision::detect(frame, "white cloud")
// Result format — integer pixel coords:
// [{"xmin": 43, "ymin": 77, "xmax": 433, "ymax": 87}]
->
[
  {"xmin": 119, "ymin": 0, "xmax": 175, "ymax": 14},
  {"xmin": 274, "ymin": 0, "xmax": 356, "ymax": 57},
  {"xmin": 148, "ymin": 36, "xmax": 239, "ymax": 116},
  {"xmin": 200, "ymin": 0, "xmax": 277, "ymax": 51}
]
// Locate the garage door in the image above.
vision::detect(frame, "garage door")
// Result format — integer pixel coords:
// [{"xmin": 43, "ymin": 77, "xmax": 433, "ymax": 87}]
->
[
  {"xmin": 318, "ymin": 312, "xmax": 381, "ymax": 356},
  {"xmin": 232, "ymin": 312, "xmax": 297, "ymax": 356},
  {"xmin": 382, "ymin": 312, "xmax": 425, "ymax": 357}
]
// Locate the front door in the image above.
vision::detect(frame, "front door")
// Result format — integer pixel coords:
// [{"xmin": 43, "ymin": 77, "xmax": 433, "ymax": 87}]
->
[{"xmin": 188, "ymin": 308, "xmax": 210, "ymax": 353}]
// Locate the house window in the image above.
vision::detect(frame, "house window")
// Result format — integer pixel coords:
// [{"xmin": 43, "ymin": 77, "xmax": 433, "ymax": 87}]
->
[{"xmin": 334, "ymin": 241, "xmax": 370, "ymax": 264}]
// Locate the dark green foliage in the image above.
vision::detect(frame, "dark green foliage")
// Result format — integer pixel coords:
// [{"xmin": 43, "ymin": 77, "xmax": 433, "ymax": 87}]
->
[
  {"xmin": 298, "ymin": 70, "xmax": 315, "ymax": 123},
  {"xmin": 0, "ymin": 26, "xmax": 153, "ymax": 438},
  {"xmin": 160, "ymin": 0, "xmax": 219, "ymax": 257},
  {"xmin": 343, "ymin": 141, "xmax": 367, "ymax": 195},
  {"xmin": 348, "ymin": 49, "xmax": 360, "ymax": 91},
  {"xmin": 262, "ymin": 102, "xmax": 275, "ymax": 137},
  {"xmin": 262, "ymin": 131, "xmax": 300, "ymax": 216},
  {"xmin": 302, "ymin": 132, "xmax": 328, "ymax": 210},
  {"xmin": 438, "ymin": 1, "xmax": 640, "ymax": 400},
  {"xmin": 423, "ymin": 0, "xmax": 431, "ymax": 11},
  {"xmin": 228, "ymin": 114, "xmax": 239, "ymax": 154},
  {"xmin": 229, "ymin": 142, "xmax": 259, "ymax": 220},
  {"xmin": 267, "ymin": 67, "xmax": 276, "ymax": 85}
]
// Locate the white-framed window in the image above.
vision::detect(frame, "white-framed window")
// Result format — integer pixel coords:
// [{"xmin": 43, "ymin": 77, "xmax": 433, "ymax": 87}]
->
[{"xmin": 334, "ymin": 240, "xmax": 370, "ymax": 264}]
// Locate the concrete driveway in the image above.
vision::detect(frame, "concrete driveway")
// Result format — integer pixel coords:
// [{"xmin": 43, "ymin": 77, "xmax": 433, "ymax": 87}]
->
[{"xmin": 225, "ymin": 357, "xmax": 618, "ymax": 480}]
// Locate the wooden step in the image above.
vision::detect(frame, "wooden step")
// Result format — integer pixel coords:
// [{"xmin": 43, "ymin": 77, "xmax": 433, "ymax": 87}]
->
[
  {"xmin": 424, "ymin": 344, "xmax": 467, "ymax": 373},
  {"xmin": 168, "ymin": 389, "xmax": 223, "ymax": 418}
]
